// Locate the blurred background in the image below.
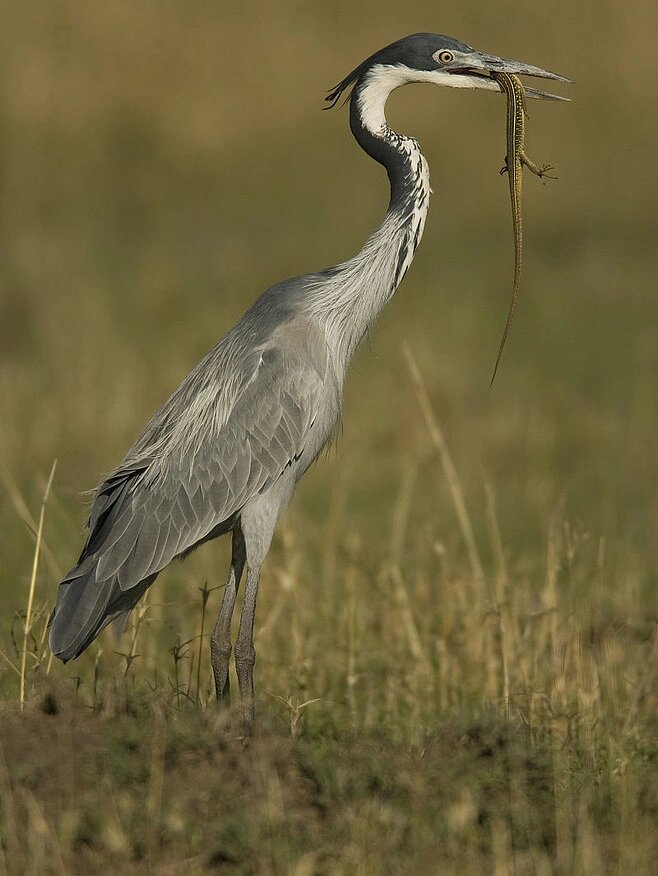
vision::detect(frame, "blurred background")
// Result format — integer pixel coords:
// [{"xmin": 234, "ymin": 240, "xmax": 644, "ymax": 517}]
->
[
  {"xmin": 1, "ymin": 3, "xmax": 658, "ymax": 869},
  {"xmin": 0, "ymin": 0, "xmax": 657, "ymax": 655}
]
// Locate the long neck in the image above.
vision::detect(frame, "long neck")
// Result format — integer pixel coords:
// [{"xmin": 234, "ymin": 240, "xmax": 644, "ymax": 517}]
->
[
  {"xmin": 350, "ymin": 67, "xmax": 425, "ymax": 212},
  {"xmin": 305, "ymin": 66, "xmax": 432, "ymax": 371}
]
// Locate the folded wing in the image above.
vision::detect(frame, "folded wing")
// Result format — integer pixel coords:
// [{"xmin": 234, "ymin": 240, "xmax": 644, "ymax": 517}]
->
[{"xmin": 49, "ymin": 318, "xmax": 330, "ymax": 660}]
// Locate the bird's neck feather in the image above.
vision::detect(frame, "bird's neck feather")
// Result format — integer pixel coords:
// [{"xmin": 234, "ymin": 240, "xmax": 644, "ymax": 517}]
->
[
  {"xmin": 305, "ymin": 65, "xmax": 432, "ymax": 372},
  {"xmin": 350, "ymin": 64, "xmax": 431, "ymax": 210}
]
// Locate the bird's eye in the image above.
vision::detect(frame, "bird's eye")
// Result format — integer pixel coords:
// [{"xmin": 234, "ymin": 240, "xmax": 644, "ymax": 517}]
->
[{"xmin": 437, "ymin": 50, "xmax": 454, "ymax": 64}]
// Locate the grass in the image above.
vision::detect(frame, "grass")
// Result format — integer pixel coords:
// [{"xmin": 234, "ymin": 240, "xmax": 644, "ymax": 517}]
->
[
  {"xmin": 1, "ymin": 1, "xmax": 658, "ymax": 873},
  {"xmin": 2, "ymin": 356, "xmax": 656, "ymax": 873}
]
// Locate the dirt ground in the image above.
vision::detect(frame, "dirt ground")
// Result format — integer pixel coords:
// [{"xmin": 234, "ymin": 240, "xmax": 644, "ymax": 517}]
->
[{"xmin": 0, "ymin": 682, "xmax": 588, "ymax": 875}]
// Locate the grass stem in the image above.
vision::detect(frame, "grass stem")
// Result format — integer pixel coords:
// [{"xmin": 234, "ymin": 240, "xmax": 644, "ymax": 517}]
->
[{"xmin": 20, "ymin": 459, "xmax": 57, "ymax": 710}]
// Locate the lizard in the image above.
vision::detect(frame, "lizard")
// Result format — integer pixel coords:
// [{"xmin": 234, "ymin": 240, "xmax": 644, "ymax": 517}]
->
[{"xmin": 490, "ymin": 71, "xmax": 556, "ymax": 384}]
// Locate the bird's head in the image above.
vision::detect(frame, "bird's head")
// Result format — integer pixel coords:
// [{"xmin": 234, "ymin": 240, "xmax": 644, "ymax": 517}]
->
[{"xmin": 326, "ymin": 33, "xmax": 570, "ymax": 128}]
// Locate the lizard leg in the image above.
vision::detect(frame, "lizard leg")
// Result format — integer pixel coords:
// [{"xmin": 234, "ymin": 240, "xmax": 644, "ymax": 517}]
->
[{"xmin": 519, "ymin": 150, "xmax": 556, "ymax": 180}]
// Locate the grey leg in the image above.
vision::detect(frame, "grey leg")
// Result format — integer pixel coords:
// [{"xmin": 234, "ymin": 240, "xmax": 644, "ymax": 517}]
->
[
  {"xmin": 235, "ymin": 487, "xmax": 290, "ymax": 733},
  {"xmin": 234, "ymin": 562, "xmax": 261, "ymax": 732},
  {"xmin": 210, "ymin": 527, "xmax": 246, "ymax": 702}
]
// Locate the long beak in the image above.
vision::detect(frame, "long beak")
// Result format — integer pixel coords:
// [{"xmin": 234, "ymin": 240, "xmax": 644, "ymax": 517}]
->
[
  {"xmin": 473, "ymin": 52, "xmax": 571, "ymax": 83},
  {"xmin": 456, "ymin": 52, "xmax": 572, "ymax": 101}
]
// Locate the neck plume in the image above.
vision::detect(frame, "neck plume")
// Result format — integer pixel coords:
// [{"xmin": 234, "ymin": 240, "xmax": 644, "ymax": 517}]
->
[{"xmin": 306, "ymin": 65, "xmax": 432, "ymax": 370}]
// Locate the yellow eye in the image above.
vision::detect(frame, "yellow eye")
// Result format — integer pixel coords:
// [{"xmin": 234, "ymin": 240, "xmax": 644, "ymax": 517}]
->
[{"xmin": 438, "ymin": 50, "xmax": 454, "ymax": 64}]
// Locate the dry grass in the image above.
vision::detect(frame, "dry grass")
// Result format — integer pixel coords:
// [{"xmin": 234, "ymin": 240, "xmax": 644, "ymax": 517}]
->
[
  {"xmin": 1, "ymin": 1, "xmax": 658, "ymax": 873},
  {"xmin": 2, "ymin": 357, "xmax": 656, "ymax": 873}
]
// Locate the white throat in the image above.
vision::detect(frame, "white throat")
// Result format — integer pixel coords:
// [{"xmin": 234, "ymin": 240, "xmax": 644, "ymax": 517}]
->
[{"xmin": 356, "ymin": 63, "xmax": 482, "ymax": 135}]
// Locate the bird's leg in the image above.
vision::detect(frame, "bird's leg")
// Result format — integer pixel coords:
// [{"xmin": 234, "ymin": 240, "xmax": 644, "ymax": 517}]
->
[
  {"xmin": 210, "ymin": 527, "xmax": 246, "ymax": 703},
  {"xmin": 234, "ymin": 562, "xmax": 262, "ymax": 734},
  {"xmin": 232, "ymin": 504, "xmax": 278, "ymax": 735}
]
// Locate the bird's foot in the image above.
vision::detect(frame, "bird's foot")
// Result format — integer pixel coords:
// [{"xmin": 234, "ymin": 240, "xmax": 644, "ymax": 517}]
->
[
  {"xmin": 235, "ymin": 649, "xmax": 256, "ymax": 736},
  {"xmin": 241, "ymin": 698, "xmax": 256, "ymax": 738}
]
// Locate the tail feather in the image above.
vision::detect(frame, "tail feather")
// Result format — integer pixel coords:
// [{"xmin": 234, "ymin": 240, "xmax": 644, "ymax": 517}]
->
[
  {"xmin": 48, "ymin": 569, "xmax": 118, "ymax": 661},
  {"xmin": 49, "ymin": 464, "xmax": 155, "ymax": 661},
  {"xmin": 49, "ymin": 445, "xmax": 232, "ymax": 662},
  {"xmin": 49, "ymin": 563, "xmax": 159, "ymax": 661}
]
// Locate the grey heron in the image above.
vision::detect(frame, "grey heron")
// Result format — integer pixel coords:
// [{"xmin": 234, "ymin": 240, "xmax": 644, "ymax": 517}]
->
[{"xmin": 49, "ymin": 34, "xmax": 568, "ymax": 728}]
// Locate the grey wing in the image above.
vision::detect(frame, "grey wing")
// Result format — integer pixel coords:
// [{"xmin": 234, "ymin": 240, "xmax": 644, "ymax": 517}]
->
[{"xmin": 49, "ymin": 318, "xmax": 333, "ymax": 660}]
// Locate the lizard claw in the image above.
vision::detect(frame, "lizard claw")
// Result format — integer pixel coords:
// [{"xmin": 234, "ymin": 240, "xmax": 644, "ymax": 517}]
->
[{"xmin": 537, "ymin": 163, "xmax": 557, "ymax": 181}]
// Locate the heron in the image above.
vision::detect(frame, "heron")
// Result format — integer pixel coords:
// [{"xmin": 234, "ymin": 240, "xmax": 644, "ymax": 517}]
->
[{"xmin": 49, "ymin": 33, "xmax": 568, "ymax": 728}]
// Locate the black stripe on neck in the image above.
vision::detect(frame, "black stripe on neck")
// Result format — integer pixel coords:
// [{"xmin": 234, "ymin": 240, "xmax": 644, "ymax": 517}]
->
[{"xmin": 349, "ymin": 78, "xmax": 417, "ymax": 214}]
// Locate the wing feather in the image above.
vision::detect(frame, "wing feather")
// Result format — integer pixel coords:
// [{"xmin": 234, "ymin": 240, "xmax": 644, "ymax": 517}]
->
[{"xmin": 49, "ymin": 317, "xmax": 333, "ymax": 660}]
